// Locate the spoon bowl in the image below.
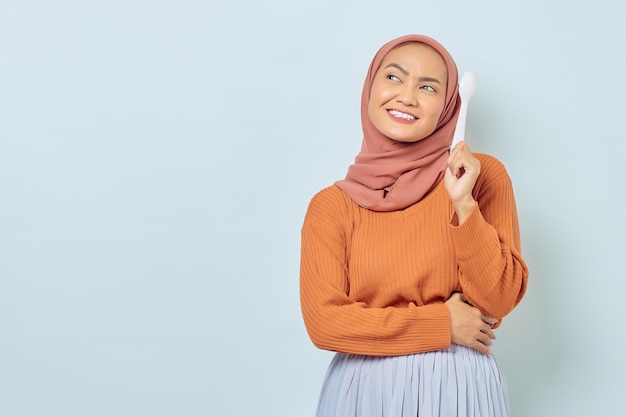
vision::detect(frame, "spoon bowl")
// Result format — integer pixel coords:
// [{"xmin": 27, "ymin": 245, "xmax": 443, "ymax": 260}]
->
[{"xmin": 459, "ymin": 71, "xmax": 477, "ymax": 99}]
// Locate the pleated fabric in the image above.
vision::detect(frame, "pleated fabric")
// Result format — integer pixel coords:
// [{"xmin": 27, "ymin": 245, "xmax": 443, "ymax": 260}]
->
[{"xmin": 315, "ymin": 344, "xmax": 510, "ymax": 417}]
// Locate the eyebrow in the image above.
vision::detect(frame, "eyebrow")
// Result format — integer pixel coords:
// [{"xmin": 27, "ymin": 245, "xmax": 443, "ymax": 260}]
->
[{"xmin": 383, "ymin": 63, "xmax": 443, "ymax": 85}]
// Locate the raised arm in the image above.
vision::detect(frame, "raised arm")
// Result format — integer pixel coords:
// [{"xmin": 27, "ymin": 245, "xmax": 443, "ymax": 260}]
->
[{"xmin": 445, "ymin": 147, "xmax": 528, "ymax": 320}]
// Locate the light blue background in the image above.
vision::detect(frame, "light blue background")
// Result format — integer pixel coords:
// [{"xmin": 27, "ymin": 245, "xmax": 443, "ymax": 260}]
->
[{"xmin": 2, "ymin": 0, "xmax": 625, "ymax": 416}]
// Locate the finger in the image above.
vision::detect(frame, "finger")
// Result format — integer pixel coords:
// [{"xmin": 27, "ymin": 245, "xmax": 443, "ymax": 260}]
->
[
  {"xmin": 448, "ymin": 154, "xmax": 469, "ymax": 178},
  {"xmin": 451, "ymin": 140, "xmax": 467, "ymax": 153},
  {"xmin": 482, "ymin": 326, "xmax": 496, "ymax": 340},
  {"xmin": 451, "ymin": 142, "xmax": 473, "ymax": 162},
  {"xmin": 481, "ymin": 314, "xmax": 498, "ymax": 326},
  {"xmin": 476, "ymin": 331, "xmax": 494, "ymax": 347},
  {"xmin": 448, "ymin": 162, "xmax": 464, "ymax": 178},
  {"xmin": 472, "ymin": 339, "xmax": 492, "ymax": 355},
  {"xmin": 477, "ymin": 317, "xmax": 496, "ymax": 339},
  {"xmin": 447, "ymin": 145, "xmax": 462, "ymax": 166}
]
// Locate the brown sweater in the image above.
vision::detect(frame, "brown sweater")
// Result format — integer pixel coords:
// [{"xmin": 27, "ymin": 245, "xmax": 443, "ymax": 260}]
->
[{"xmin": 300, "ymin": 153, "xmax": 528, "ymax": 356}]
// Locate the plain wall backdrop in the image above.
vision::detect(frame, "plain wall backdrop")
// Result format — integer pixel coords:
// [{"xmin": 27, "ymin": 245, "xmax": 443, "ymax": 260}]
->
[{"xmin": 1, "ymin": 0, "xmax": 625, "ymax": 416}]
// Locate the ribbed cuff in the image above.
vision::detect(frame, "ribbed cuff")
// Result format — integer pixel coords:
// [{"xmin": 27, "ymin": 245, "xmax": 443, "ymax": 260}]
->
[
  {"xmin": 448, "ymin": 205, "xmax": 499, "ymax": 281},
  {"xmin": 410, "ymin": 303, "xmax": 451, "ymax": 351}
]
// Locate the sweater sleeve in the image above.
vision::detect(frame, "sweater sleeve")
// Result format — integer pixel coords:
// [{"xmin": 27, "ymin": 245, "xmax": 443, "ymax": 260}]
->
[
  {"xmin": 449, "ymin": 154, "xmax": 529, "ymax": 321},
  {"xmin": 300, "ymin": 187, "xmax": 451, "ymax": 356}
]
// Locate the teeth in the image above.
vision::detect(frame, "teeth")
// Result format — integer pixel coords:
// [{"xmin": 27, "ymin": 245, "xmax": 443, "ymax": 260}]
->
[{"xmin": 389, "ymin": 110, "xmax": 415, "ymax": 120}]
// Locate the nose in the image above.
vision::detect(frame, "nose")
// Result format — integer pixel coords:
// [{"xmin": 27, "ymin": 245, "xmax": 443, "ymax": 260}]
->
[{"xmin": 397, "ymin": 84, "xmax": 417, "ymax": 106}]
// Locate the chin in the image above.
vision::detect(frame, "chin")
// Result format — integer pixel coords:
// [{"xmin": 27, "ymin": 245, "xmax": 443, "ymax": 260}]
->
[{"xmin": 388, "ymin": 136, "xmax": 425, "ymax": 143}]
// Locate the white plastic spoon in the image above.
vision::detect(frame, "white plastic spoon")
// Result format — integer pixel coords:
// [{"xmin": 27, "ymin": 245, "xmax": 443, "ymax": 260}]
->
[{"xmin": 450, "ymin": 71, "xmax": 477, "ymax": 150}]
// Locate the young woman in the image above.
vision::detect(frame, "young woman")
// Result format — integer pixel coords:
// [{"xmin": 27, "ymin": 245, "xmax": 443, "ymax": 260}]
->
[{"xmin": 300, "ymin": 35, "xmax": 528, "ymax": 417}]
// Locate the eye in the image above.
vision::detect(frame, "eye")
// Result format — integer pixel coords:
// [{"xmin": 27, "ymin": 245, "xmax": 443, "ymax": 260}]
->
[
  {"xmin": 421, "ymin": 85, "xmax": 436, "ymax": 92},
  {"xmin": 386, "ymin": 74, "xmax": 401, "ymax": 82}
]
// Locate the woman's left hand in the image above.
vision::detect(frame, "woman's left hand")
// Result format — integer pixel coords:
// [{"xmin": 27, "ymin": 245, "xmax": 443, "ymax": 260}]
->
[{"xmin": 444, "ymin": 141, "xmax": 481, "ymax": 224}]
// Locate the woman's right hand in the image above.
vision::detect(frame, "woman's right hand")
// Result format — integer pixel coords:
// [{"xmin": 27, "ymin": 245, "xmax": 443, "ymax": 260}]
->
[{"xmin": 445, "ymin": 292, "xmax": 497, "ymax": 354}]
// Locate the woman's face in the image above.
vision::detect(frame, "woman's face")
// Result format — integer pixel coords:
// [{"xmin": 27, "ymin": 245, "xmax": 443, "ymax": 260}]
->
[{"xmin": 367, "ymin": 42, "xmax": 448, "ymax": 143}]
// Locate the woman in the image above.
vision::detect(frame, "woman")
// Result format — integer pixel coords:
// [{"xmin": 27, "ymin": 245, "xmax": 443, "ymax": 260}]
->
[{"xmin": 300, "ymin": 34, "xmax": 528, "ymax": 417}]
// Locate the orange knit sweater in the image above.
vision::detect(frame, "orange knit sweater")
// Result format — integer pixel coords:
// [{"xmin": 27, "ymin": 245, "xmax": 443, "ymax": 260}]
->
[{"xmin": 300, "ymin": 153, "xmax": 528, "ymax": 356}]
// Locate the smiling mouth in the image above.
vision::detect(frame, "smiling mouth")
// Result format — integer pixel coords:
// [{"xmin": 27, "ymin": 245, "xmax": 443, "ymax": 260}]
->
[{"xmin": 388, "ymin": 109, "xmax": 416, "ymax": 121}]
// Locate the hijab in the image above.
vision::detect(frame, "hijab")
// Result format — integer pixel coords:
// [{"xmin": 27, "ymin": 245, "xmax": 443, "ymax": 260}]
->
[{"xmin": 335, "ymin": 34, "xmax": 461, "ymax": 212}]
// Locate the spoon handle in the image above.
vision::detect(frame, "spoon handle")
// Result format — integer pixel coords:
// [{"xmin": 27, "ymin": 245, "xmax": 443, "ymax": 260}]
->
[
  {"xmin": 451, "ymin": 101, "xmax": 468, "ymax": 150},
  {"xmin": 450, "ymin": 71, "xmax": 476, "ymax": 151}
]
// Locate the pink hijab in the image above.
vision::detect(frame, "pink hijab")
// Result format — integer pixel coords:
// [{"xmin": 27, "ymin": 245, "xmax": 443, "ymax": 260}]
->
[{"xmin": 335, "ymin": 35, "xmax": 461, "ymax": 212}]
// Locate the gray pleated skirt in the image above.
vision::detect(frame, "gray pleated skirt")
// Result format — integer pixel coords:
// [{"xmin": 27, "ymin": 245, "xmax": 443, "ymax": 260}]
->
[{"xmin": 316, "ymin": 344, "xmax": 510, "ymax": 417}]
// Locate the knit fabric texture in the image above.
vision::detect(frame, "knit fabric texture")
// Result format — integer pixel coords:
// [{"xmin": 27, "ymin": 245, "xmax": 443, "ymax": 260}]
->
[{"xmin": 300, "ymin": 153, "xmax": 528, "ymax": 356}]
